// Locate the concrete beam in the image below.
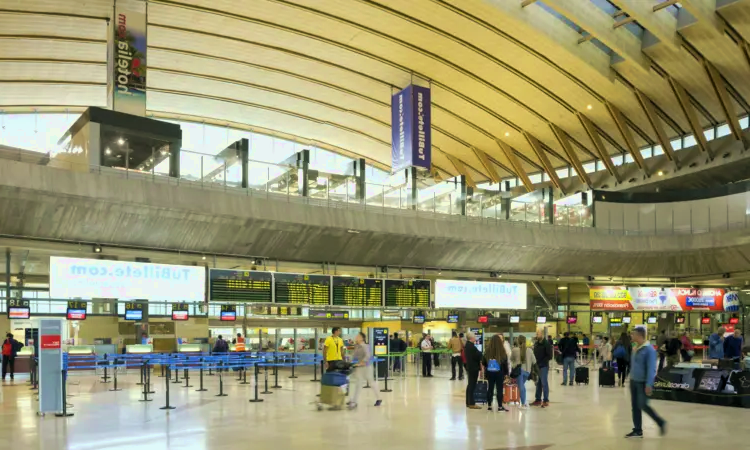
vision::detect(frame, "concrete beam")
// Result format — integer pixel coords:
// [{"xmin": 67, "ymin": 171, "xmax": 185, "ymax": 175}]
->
[
  {"xmin": 667, "ymin": 77, "xmax": 713, "ymax": 157},
  {"xmin": 605, "ymin": 101, "xmax": 650, "ymax": 177},
  {"xmin": 609, "ymin": 0, "xmax": 680, "ymax": 52},
  {"xmin": 577, "ymin": 113, "xmax": 622, "ymax": 184},
  {"xmin": 634, "ymin": 89, "xmax": 679, "ymax": 169},
  {"xmin": 542, "ymin": 0, "xmax": 651, "ymax": 73},
  {"xmin": 704, "ymin": 60, "xmax": 743, "ymax": 141},
  {"xmin": 549, "ymin": 123, "xmax": 591, "ymax": 187},
  {"xmin": 678, "ymin": 0, "xmax": 724, "ymax": 35},
  {"xmin": 495, "ymin": 139, "xmax": 533, "ymax": 192},
  {"xmin": 524, "ymin": 131, "xmax": 565, "ymax": 194}
]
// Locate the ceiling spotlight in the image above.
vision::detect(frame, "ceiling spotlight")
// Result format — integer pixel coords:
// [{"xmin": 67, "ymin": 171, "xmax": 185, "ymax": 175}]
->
[
  {"xmin": 161, "ymin": 150, "xmax": 168, "ymax": 155},
  {"xmin": 657, "ymin": 170, "xmax": 664, "ymax": 176},
  {"xmin": 117, "ymin": 138, "xmax": 124, "ymax": 145},
  {"xmin": 504, "ymin": 132, "xmax": 510, "ymax": 137},
  {"xmin": 93, "ymin": 244, "xmax": 102, "ymax": 253},
  {"xmin": 202, "ymin": 255, "xmax": 206, "ymax": 260},
  {"xmin": 556, "ymin": 276, "xmax": 560, "ymax": 281},
  {"xmin": 105, "ymin": 148, "xmax": 111, "ymax": 155},
  {"xmin": 347, "ymin": 229, "xmax": 360, "ymax": 234},
  {"xmin": 586, "ymin": 104, "xmax": 593, "ymax": 110}
]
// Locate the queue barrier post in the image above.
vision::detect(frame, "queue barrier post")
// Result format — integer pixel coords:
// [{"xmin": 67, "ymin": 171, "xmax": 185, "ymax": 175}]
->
[
  {"xmin": 249, "ymin": 363, "xmax": 264, "ymax": 403},
  {"xmin": 272, "ymin": 354, "xmax": 282, "ymax": 389},
  {"xmin": 139, "ymin": 362, "xmax": 152, "ymax": 402},
  {"xmin": 183, "ymin": 367, "xmax": 193, "ymax": 388},
  {"xmin": 196, "ymin": 358, "xmax": 207, "ymax": 392},
  {"xmin": 136, "ymin": 356, "xmax": 144, "ymax": 386},
  {"xmin": 381, "ymin": 357, "xmax": 392, "ymax": 393},
  {"xmin": 54, "ymin": 369, "xmax": 74, "ymax": 418},
  {"xmin": 146, "ymin": 359, "xmax": 155, "ymax": 394},
  {"xmin": 173, "ymin": 363, "xmax": 181, "ymax": 384},
  {"xmin": 101, "ymin": 354, "xmax": 111, "ymax": 384},
  {"xmin": 160, "ymin": 366, "xmax": 176, "ymax": 410},
  {"xmin": 261, "ymin": 365, "xmax": 272, "ymax": 395},
  {"xmin": 109, "ymin": 358, "xmax": 122, "ymax": 392},
  {"xmin": 215, "ymin": 361, "xmax": 227, "ymax": 397}
]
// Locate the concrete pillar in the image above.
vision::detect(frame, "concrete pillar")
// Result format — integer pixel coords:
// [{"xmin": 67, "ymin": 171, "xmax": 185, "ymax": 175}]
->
[{"xmin": 239, "ymin": 138, "xmax": 249, "ymax": 189}]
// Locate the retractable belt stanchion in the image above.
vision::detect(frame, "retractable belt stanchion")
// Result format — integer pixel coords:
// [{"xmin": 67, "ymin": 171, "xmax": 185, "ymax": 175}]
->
[
  {"xmin": 159, "ymin": 362, "xmax": 165, "ymax": 378},
  {"xmin": 30, "ymin": 357, "xmax": 38, "ymax": 390},
  {"xmin": 290, "ymin": 329, "xmax": 298, "ymax": 379},
  {"xmin": 196, "ymin": 357, "xmax": 207, "ymax": 392},
  {"xmin": 272, "ymin": 353, "xmax": 282, "ymax": 389},
  {"xmin": 160, "ymin": 365, "xmax": 175, "ymax": 410},
  {"xmin": 183, "ymin": 367, "xmax": 192, "ymax": 388},
  {"xmin": 54, "ymin": 369, "xmax": 74, "ymax": 417},
  {"xmin": 136, "ymin": 356, "xmax": 144, "ymax": 386},
  {"xmin": 237, "ymin": 354, "xmax": 244, "ymax": 381},
  {"xmin": 249, "ymin": 362, "xmax": 264, "ymax": 403},
  {"xmin": 109, "ymin": 358, "xmax": 122, "ymax": 392},
  {"xmin": 139, "ymin": 362, "xmax": 152, "ymax": 402},
  {"xmin": 101, "ymin": 354, "xmax": 111, "ymax": 384},
  {"xmin": 146, "ymin": 359, "xmax": 155, "ymax": 394},
  {"xmin": 261, "ymin": 364, "xmax": 272, "ymax": 395},
  {"xmin": 173, "ymin": 362, "xmax": 181, "ymax": 384},
  {"xmin": 381, "ymin": 357, "xmax": 392, "ymax": 393},
  {"xmin": 215, "ymin": 361, "xmax": 227, "ymax": 397},
  {"xmin": 241, "ymin": 356, "xmax": 250, "ymax": 385}
]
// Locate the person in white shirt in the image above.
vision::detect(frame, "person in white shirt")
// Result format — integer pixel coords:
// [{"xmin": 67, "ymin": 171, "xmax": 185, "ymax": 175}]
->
[{"xmin": 600, "ymin": 336, "xmax": 613, "ymax": 368}]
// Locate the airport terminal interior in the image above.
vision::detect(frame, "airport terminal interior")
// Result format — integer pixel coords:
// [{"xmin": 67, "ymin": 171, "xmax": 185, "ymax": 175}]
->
[{"xmin": 3, "ymin": 0, "xmax": 750, "ymax": 449}]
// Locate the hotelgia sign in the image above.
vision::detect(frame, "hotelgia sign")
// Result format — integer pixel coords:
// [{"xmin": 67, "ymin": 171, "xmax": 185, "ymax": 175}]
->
[{"xmin": 111, "ymin": 1, "xmax": 147, "ymax": 116}]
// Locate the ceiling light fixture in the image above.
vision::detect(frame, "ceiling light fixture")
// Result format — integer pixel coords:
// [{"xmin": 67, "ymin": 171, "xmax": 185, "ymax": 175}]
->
[
  {"xmin": 347, "ymin": 229, "xmax": 360, "ymax": 234},
  {"xmin": 202, "ymin": 255, "xmax": 206, "ymax": 260},
  {"xmin": 504, "ymin": 132, "xmax": 510, "ymax": 137},
  {"xmin": 658, "ymin": 171, "xmax": 664, "ymax": 176},
  {"xmin": 586, "ymin": 104, "xmax": 593, "ymax": 110},
  {"xmin": 118, "ymin": 138, "xmax": 124, "ymax": 145},
  {"xmin": 93, "ymin": 244, "xmax": 102, "ymax": 253},
  {"xmin": 105, "ymin": 148, "xmax": 111, "ymax": 155}
]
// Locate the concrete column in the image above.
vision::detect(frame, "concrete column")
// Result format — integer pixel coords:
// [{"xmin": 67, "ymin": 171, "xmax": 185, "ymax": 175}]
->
[
  {"xmin": 5, "ymin": 249, "xmax": 9, "ymax": 308},
  {"xmin": 299, "ymin": 149, "xmax": 310, "ymax": 197},
  {"xmin": 353, "ymin": 158, "xmax": 366, "ymax": 203},
  {"xmin": 169, "ymin": 139, "xmax": 180, "ymax": 178},
  {"xmin": 546, "ymin": 187, "xmax": 554, "ymax": 225},
  {"xmin": 239, "ymin": 138, "xmax": 249, "ymax": 189}
]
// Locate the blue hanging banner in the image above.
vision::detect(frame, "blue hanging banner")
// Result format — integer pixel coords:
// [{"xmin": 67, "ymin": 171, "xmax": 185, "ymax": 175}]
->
[{"xmin": 391, "ymin": 85, "xmax": 431, "ymax": 173}]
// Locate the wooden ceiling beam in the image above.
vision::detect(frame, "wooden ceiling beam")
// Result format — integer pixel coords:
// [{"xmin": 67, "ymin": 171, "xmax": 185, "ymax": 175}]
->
[
  {"xmin": 634, "ymin": 89, "xmax": 679, "ymax": 169},
  {"xmin": 445, "ymin": 154, "xmax": 477, "ymax": 188},
  {"xmin": 666, "ymin": 76, "xmax": 713, "ymax": 158},
  {"xmin": 549, "ymin": 123, "xmax": 591, "ymax": 187},
  {"xmin": 704, "ymin": 60, "xmax": 743, "ymax": 141},
  {"xmin": 605, "ymin": 101, "xmax": 649, "ymax": 177},
  {"xmin": 472, "ymin": 147, "xmax": 501, "ymax": 184},
  {"xmin": 495, "ymin": 139, "xmax": 533, "ymax": 192},
  {"xmin": 577, "ymin": 113, "xmax": 622, "ymax": 184},
  {"xmin": 523, "ymin": 131, "xmax": 565, "ymax": 194}
]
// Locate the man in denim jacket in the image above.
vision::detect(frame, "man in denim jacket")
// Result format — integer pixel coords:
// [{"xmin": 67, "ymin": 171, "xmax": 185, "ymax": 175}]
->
[{"xmin": 626, "ymin": 326, "xmax": 667, "ymax": 439}]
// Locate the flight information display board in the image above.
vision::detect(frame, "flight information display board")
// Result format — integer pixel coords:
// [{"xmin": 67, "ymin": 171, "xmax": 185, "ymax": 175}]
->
[
  {"xmin": 274, "ymin": 273, "xmax": 330, "ymax": 305},
  {"xmin": 332, "ymin": 276, "xmax": 383, "ymax": 307},
  {"xmin": 209, "ymin": 269, "xmax": 272, "ymax": 303},
  {"xmin": 384, "ymin": 279, "xmax": 430, "ymax": 308}
]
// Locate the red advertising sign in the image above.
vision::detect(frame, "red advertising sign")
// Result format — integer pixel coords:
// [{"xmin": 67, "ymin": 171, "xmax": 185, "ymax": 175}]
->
[
  {"xmin": 590, "ymin": 287, "xmax": 726, "ymax": 311},
  {"xmin": 41, "ymin": 334, "xmax": 61, "ymax": 350}
]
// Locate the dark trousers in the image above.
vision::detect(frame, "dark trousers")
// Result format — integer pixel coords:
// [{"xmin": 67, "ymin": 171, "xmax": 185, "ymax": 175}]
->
[
  {"xmin": 657, "ymin": 353, "xmax": 665, "ymax": 372},
  {"xmin": 433, "ymin": 353, "xmax": 440, "ymax": 367},
  {"xmin": 465, "ymin": 369, "xmax": 479, "ymax": 406},
  {"xmin": 630, "ymin": 381, "xmax": 665, "ymax": 433},
  {"xmin": 392, "ymin": 356, "xmax": 401, "ymax": 372},
  {"xmin": 2, "ymin": 356, "xmax": 15, "ymax": 379},
  {"xmin": 486, "ymin": 371, "xmax": 504, "ymax": 407},
  {"xmin": 421, "ymin": 353, "xmax": 432, "ymax": 376},
  {"xmin": 616, "ymin": 358, "xmax": 629, "ymax": 384},
  {"xmin": 680, "ymin": 350, "xmax": 692, "ymax": 362},
  {"xmin": 451, "ymin": 355, "xmax": 464, "ymax": 379}
]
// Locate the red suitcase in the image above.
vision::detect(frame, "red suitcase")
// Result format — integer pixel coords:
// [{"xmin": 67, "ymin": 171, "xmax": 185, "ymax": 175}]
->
[{"xmin": 503, "ymin": 382, "xmax": 520, "ymax": 404}]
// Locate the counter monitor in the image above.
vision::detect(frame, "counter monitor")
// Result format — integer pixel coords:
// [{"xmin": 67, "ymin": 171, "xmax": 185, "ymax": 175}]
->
[
  {"xmin": 332, "ymin": 276, "xmax": 382, "ymax": 307},
  {"xmin": 171, "ymin": 303, "xmax": 189, "ymax": 321},
  {"xmin": 125, "ymin": 309, "xmax": 143, "ymax": 321},
  {"xmin": 66, "ymin": 309, "xmax": 86, "ymax": 320},
  {"xmin": 309, "ymin": 309, "xmax": 349, "ymax": 320},
  {"xmin": 622, "ymin": 316, "xmax": 631, "ymax": 324},
  {"xmin": 477, "ymin": 315, "xmax": 489, "ymax": 324},
  {"xmin": 384, "ymin": 279, "xmax": 430, "ymax": 308},
  {"xmin": 536, "ymin": 316, "xmax": 547, "ymax": 324},
  {"xmin": 701, "ymin": 317, "xmax": 711, "ymax": 325},
  {"xmin": 610, "ymin": 317, "xmax": 622, "ymax": 324},
  {"xmin": 729, "ymin": 317, "xmax": 740, "ymax": 324},
  {"xmin": 220, "ymin": 305, "xmax": 237, "ymax": 321},
  {"xmin": 647, "ymin": 316, "xmax": 658, "ymax": 324},
  {"xmin": 592, "ymin": 316, "xmax": 603, "ymax": 324},
  {"xmin": 274, "ymin": 273, "xmax": 330, "ymax": 305},
  {"xmin": 412, "ymin": 314, "xmax": 425, "ymax": 324},
  {"xmin": 509, "ymin": 315, "xmax": 520, "ymax": 323},
  {"xmin": 675, "ymin": 316, "xmax": 685, "ymax": 324},
  {"xmin": 566, "ymin": 316, "xmax": 577, "ymax": 324},
  {"xmin": 8, "ymin": 307, "xmax": 30, "ymax": 319},
  {"xmin": 447, "ymin": 314, "xmax": 459, "ymax": 324},
  {"xmin": 209, "ymin": 269, "xmax": 272, "ymax": 303}
]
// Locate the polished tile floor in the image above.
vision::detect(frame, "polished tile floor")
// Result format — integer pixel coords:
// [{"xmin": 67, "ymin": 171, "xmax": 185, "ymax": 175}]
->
[{"xmin": 0, "ymin": 363, "xmax": 744, "ymax": 450}]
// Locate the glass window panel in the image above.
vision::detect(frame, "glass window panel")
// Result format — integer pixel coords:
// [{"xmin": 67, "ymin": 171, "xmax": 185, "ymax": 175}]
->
[
  {"xmin": 653, "ymin": 145, "xmax": 663, "ymax": 156},
  {"xmin": 683, "ymin": 134, "xmax": 696, "ymax": 149},
  {"xmin": 50, "ymin": 301, "xmax": 68, "ymax": 314},
  {"xmin": 624, "ymin": 153, "xmax": 634, "ymax": 163},
  {"xmin": 529, "ymin": 173, "xmax": 542, "ymax": 184},
  {"xmin": 670, "ymin": 138, "xmax": 682, "ymax": 151},
  {"xmin": 717, "ymin": 124, "xmax": 731, "ymax": 138},
  {"xmin": 641, "ymin": 147, "xmax": 652, "ymax": 159},
  {"xmin": 583, "ymin": 162, "xmax": 596, "ymax": 173},
  {"xmin": 741, "ymin": 116, "xmax": 749, "ymax": 129},
  {"xmin": 556, "ymin": 168, "xmax": 568, "ymax": 179}
]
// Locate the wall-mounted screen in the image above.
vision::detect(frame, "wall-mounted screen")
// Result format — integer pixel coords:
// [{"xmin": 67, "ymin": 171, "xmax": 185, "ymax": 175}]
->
[
  {"xmin": 509, "ymin": 316, "xmax": 520, "ymax": 324},
  {"xmin": 592, "ymin": 316, "xmax": 603, "ymax": 324},
  {"xmin": 675, "ymin": 316, "xmax": 685, "ymax": 324},
  {"xmin": 647, "ymin": 316, "xmax": 658, "ymax": 324},
  {"xmin": 729, "ymin": 317, "xmax": 740, "ymax": 324},
  {"xmin": 536, "ymin": 316, "xmax": 547, "ymax": 324},
  {"xmin": 701, "ymin": 317, "xmax": 711, "ymax": 325},
  {"xmin": 447, "ymin": 314, "xmax": 459, "ymax": 323},
  {"xmin": 125, "ymin": 309, "xmax": 143, "ymax": 321},
  {"xmin": 50, "ymin": 257, "xmax": 205, "ymax": 302},
  {"xmin": 8, "ymin": 307, "xmax": 30, "ymax": 319},
  {"xmin": 435, "ymin": 280, "xmax": 526, "ymax": 309},
  {"xmin": 412, "ymin": 315, "xmax": 425, "ymax": 324},
  {"xmin": 477, "ymin": 315, "xmax": 489, "ymax": 324},
  {"xmin": 566, "ymin": 316, "xmax": 577, "ymax": 324},
  {"xmin": 66, "ymin": 309, "xmax": 86, "ymax": 320},
  {"xmin": 622, "ymin": 316, "xmax": 631, "ymax": 324}
]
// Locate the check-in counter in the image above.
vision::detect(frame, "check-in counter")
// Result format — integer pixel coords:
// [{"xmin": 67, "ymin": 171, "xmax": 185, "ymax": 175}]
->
[
  {"xmin": 67, "ymin": 345, "xmax": 96, "ymax": 371},
  {"xmin": 651, "ymin": 364, "xmax": 750, "ymax": 409},
  {"xmin": 13, "ymin": 347, "xmax": 34, "ymax": 374}
]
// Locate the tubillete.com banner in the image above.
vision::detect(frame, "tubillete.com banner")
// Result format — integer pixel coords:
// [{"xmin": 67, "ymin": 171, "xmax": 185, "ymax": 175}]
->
[
  {"xmin": 391, "ymin": 85, "xmax": 431, "ymax": 173},
  {"xmin": 112, "ymin": 3, "xmax": 147, "ymax": 116}
]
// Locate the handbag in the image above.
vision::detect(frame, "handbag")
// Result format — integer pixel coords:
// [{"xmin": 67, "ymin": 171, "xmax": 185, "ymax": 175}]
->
[
  {"xmin": 530, "ymin": 362, "xmax": 540, "ymax": 383},
  {"xmin": 510, "ymin": 364, "xmax": 522, "ymax": 379}
]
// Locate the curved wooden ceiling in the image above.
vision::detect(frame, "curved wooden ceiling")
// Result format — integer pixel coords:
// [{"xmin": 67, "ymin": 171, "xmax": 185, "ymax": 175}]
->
[{"xmin": 2, "ymin": 0, "xmax": 750, "ymax": 186}]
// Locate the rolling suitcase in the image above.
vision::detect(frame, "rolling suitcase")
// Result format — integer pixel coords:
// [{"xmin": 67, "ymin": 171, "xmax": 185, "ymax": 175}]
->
[
  {"xmin": 575, "ymin": 366, "xmax": 589, "ymax": 385},
  {"xmin": 599, "ymin": 367, "xmax": 616, "ymax": 387},
  {"xmin": 503, "ymin": 382, "xmax": 520, "ymax": 405},
  {"xmin": 474, "ymin": 378, "xmax": 489, "ymax": 404}
]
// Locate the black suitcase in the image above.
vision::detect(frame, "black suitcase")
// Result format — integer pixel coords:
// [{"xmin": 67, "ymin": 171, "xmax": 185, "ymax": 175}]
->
[
  {"xmin": 575, "ymin": 366, "xmax": 589, "ymax": 385},
  {"xmin": 474, "ymin": 379, "xmax": 488, "ymax": 404},
  {"xmin": 599, "ymin": 367, "xmax": 616, "ymax": 387}
]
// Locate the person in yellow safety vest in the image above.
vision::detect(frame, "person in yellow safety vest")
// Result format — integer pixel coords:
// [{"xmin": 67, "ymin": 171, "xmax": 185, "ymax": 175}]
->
[{"xmin": 235, "ymin": 333, "xmax": 246, "ymax": 352}]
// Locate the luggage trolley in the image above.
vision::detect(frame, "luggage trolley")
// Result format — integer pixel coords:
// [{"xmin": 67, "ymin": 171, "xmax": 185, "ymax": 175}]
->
[{"xmin": 316, "ymin": 361, "xmax": 354, "ymax": 411}]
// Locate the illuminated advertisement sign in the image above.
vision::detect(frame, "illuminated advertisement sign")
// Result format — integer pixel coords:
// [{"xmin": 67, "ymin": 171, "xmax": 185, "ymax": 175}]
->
[
  {"xmin": 112, "ymin": 4, "xmax": 147, "ymax": 116},
  {"xmin": 50, "ymin": 257, "xmax": 205, "ymax": 302},
  {"xmin": 590, "ymin": 286, "xmax": 728, "ymax": 311},
  {"xmin": 435, "ymin": 280, "xmax": 527, "ymax": 309}
]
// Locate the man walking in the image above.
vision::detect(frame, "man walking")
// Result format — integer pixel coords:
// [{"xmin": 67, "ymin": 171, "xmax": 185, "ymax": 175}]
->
[
  {"xmin": 531, "ymin": 329, "xmax": 552, "ymax": 408},
  {"xmin": 626, "ymin": 326, "xmax": 666, "ymax": 439},
  {"xmin": 560, "ymin": 332, "xmax": 577, "ymax": 386},
  {"xmin": 2, "ymin": 333, "xmax": 23, "ymax": 381},
  {"xmin": 448, "ymin": 331, "xmax": 464, "ymax": 381}
]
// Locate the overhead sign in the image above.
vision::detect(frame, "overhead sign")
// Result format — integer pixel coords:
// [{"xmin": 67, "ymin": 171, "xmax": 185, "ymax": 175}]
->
[
  {"xmin": 49, "ymin": 257, "xmax": 205, "ymax": 302},
  {"xmin": 589, "ymin": 286, "xmax": 729, "ymax": 312},
  {"xmin": 384, "ymin": 279, "xmax": 430, "ymax": 308},
  {"xmin": 391, "ymin": 84, "xmax": 431, "ymax": 173},
  {"xmin": 435, "ymin": 280, "xmax": 527, "ymax": 309},
  {"xmin": 332, "ymin": 276, "xmax": 383, "ymax": 307},
  {"xmin": 209, "ymin": 269, "xmax": 272, "ymax": 303},
  {"xmin": 274, "ymin": 273, "xmax": 330, "ymax": 305},
  {"xmin": 112, "ymin": 3, "xmax": 147, "ymax": 116}
]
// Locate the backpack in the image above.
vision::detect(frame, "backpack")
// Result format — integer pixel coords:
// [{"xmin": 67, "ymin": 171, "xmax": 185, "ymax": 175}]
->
[
  {"xmin": 613, "ymin": 345, "xmax": 627, "ymax": 360},
  {"xmin": 487, "ymin": 358, "xmax": 500, "ymax": 372}
]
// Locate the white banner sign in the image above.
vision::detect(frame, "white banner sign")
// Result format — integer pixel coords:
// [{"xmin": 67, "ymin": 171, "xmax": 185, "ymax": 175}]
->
[
  {"xmin": 50, "ymin": 257, "xmax": 205, "ymax": 302},
  {"xmin": 435, "ymin": 280, "xmax": 527, "ymax": 309}
]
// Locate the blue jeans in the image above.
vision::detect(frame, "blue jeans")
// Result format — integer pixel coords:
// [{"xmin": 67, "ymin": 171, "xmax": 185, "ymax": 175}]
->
[
  {"xmin": 518, "ymin": 370, "xmax": 529, "ymax": 405},
  {"xmin": 630, "ymin": 381, "xmax": 664, "ymax": 433},
  {"xmin": 563, "ymin": 357, "xmax": 576, "ymax": 383},
  {"xmin": 534, "ymin": 365, "xmax": 549, "ymax": 402}
]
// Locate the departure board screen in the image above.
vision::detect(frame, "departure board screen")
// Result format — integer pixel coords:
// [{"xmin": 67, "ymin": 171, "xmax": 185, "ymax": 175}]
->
[
  {"xmin": 209, "ymin": 269, "xmax": 272, "ymax": 303},
  {"xmin": 274, "ymin": 273, "xmax": 330, "ymax": 305},
  {"xmin": 332, "ymin": 276, "xmax": 382, "ymax": 307},
  {"xmin": 384, "ymin": 279, "xmax": 430, "ymax": 308}
]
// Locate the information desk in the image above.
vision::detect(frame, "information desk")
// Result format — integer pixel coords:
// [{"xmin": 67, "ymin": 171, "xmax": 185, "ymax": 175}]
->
[
  {"xmin": 126, "ymin": 344, "xmax": 154, "ymax": 354},
  {"xmin": 651, "ymin": 366, "xmax": 750, "ymax": 408},
  {"xmin": 13, "ymin": 347, "xmax": 34, "ymax": 374}
]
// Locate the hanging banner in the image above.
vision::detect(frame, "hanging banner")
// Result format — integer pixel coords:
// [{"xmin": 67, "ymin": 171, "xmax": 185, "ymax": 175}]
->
[
  {"xmin": 112, "ymin": 2, "xmax": 147, "ymax": 116},
  {"xmin": 590, "ymin": 286, "xmax": 729, "ymax": 311},
  {"xmin": 391, "ymin": 85, "xmax": 431, "ymax": 173}
]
